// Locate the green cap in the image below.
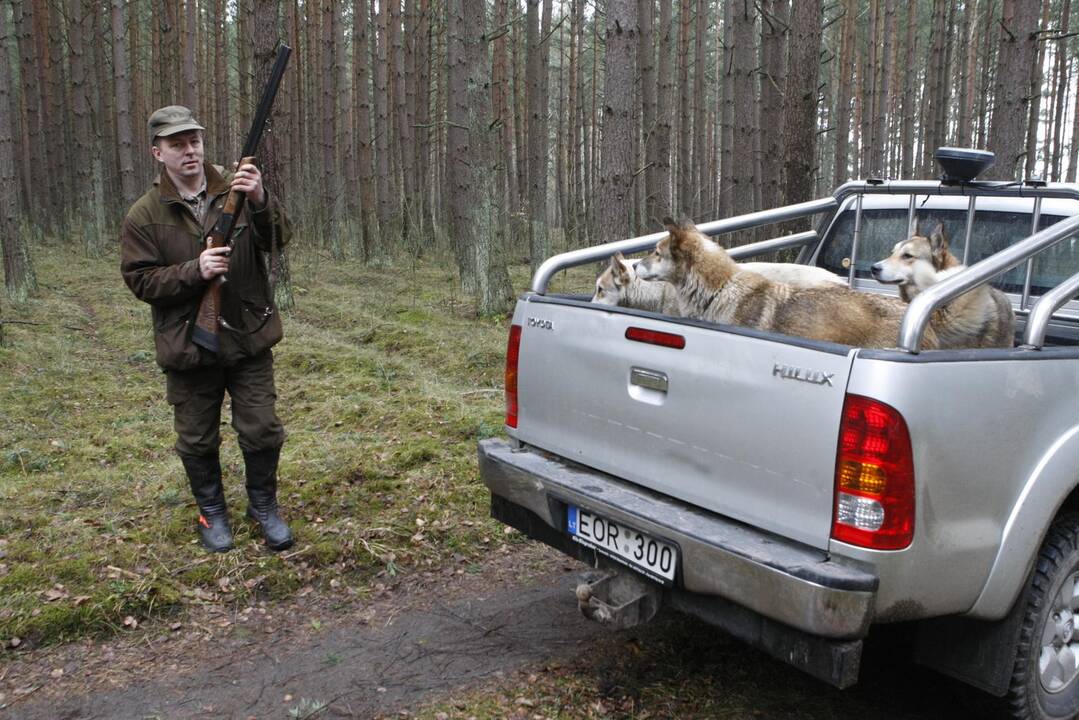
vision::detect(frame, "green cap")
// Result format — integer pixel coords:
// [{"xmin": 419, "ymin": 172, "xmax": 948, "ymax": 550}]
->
[{"xmin": 148, "ymin": 105, "xmax": 205, "ymax": 144}]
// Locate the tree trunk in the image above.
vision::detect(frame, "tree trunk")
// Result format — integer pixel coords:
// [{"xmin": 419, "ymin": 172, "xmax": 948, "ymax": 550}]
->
[
  {"xmin": 0, "ymin": 3, "xmax": 36, "ymax": 303},
  {"xmin": 1067, "ymin": 66, "xmax": 1079, "ymax": 182},
  {"xmin": 781, "ymin": 0, "xmax": 821, "ymax": 211},
  {"xmin": 112, "ymin": 0, "xmax": 138, "ymax": 206},
  {"xmin": 957, "ymin": 0, "xmax": 978, "ymax": 148},
  {"xmin": 446, "ymin": 0, "xmax": 513, "ymax": 311},
  {"xmin": 834, "ymin": 0, "xmax": 854, "ymax": 183},
  {"xmin": 985, "ymin": 0, "xmax": 1041, "ymax": 180},
  {"xmin": 759, "ymin": 0, "xmax": 788, "ymax": 210},
  {"xmin": 872, "ymin": 0, "xmax": 893, "ymax": 176},
  {"xmin": 638, "ymin": 0, "xmax": 657, "ymax": 226},
  {"xmin": 692, "ymin": 0, "xmax": 707, "ymax": 217},
  {"xmin": 729, "ymin": 0, "xmax": 757, "ymax": 218},
  {"xmin": 676, "ymin": 0, "xmax": 690, "ymax": 214},
  {"xmin": 526, "ymin": 0, "xmax": 551, "ymax": 270},
  {"xmin": 354, "ymin": 0, "xmax": 378, "ymax": 260},
  {"xmin": 12, "ymin": 0, "xmax": 38, "ymax": 218},
  {"xmin": 656, "ymin": 0, "xmax": 673, "ymax": 221},
  {"xmin": 1024, "ymin": 0, "xmax": 1050, "ymax": 178},
  {"xmin": 374, "ymin": 0, "xmax": 395, "ymax": 256},
  {"xmin": 492, "ymin": 0, "xmax": 514, "ymax": 211},
  {"xmin": 897, "ymin": 0, "xmax": 914, "ymax": 179},
  {"xmin": 597, "ymin": 0, "xmax": 637, "ymax": 244},
  {"xmin": 414, "ymin": 0, "xmax": 431, "ymax": 230},
  {"xmin": 183, "ymin": 0, "xmax": 197, "ymax": 108},
  {"xmin": 977, "ymin": 0, "xmax": 996, "ymax": 149},
  {"xmin": 513, "ymin": 16, "xmax": 528, "ymax": 218},
  {"xmin": 720, "ymin": 0, "xmax": 732, "ymax": 217},
  {"xmin": 1049, "ymin": 0, "xmax": 1071, "ymax": 180}
]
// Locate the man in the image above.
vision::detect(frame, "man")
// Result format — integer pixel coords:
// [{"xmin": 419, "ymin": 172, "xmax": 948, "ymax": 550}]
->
[{"xmin": 121, "ymin": 105, "xmax": 294, "ymax": 553}]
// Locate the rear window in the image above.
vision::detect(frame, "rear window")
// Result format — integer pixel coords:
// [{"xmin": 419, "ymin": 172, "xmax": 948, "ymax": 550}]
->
[{"xmin": 817, "ymin": 208, "xmax": 1077, "ymax": 295}]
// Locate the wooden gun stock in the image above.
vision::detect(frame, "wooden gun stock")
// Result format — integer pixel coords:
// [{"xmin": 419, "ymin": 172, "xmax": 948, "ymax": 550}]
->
[{"xmin": 191, "ymin": 156, "xmax": 256, "ymax": 353}]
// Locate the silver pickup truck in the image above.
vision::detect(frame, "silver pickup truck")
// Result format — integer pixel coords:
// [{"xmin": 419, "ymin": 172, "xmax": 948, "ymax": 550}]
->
[{"xmin": 478, "ymin": 151, "xmax": 1079, "ymax": 720}]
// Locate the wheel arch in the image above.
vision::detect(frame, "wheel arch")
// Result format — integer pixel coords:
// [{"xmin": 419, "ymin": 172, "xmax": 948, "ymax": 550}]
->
[{"xmin": 969, "ymin": 423, "xmax": 1079, "ymax": 620}]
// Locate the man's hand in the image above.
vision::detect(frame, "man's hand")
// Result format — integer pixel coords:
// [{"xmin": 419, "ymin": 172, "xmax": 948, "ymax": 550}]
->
[
  {"xmin": 231, "ymin": 161, "xmax": 266, "ymax": 209},
  {"xmin": 199, "ymin": 243, "xmax": 231, "ymax": 281}
]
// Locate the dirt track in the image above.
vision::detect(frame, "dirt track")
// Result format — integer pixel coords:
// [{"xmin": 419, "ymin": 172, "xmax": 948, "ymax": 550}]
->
[
  {"xmin": 0, "ymin": 542, "xmax": 1013, "ymax": 720},
  {"xmin": 0, "ymin": 546, "xmax": 602, "ymax": 719}
]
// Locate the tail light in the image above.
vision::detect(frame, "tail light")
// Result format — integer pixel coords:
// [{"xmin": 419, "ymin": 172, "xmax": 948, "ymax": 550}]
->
[
  {"xmin": 832, "ymin": 394, "xmax": 915, "ymax": 550},
  {"xmin": 504, "ymin": 324, "xmax": 522, "ymax": 428}
]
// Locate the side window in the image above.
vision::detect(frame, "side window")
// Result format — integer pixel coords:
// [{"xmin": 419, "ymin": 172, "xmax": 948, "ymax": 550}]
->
[{"xmin": 818, "ymin": 206, "xmax": 1076, "ymax": 295}]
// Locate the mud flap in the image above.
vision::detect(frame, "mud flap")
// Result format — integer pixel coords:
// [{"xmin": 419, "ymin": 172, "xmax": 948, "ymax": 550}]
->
[{"xmin": 575, "ymin": 572, "xmax": 663, "ymax": 630}]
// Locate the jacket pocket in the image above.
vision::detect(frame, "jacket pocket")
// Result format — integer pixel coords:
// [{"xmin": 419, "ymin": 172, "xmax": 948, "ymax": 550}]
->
[{"xmin": 154, "ymin": 313, "xmax": 202, "ymax": 371}]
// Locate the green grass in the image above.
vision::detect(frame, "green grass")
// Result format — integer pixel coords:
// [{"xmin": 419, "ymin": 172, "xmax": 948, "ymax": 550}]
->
[{"xmin": 0, "ymin": 243, "xmax": 595, "ymax": 646}]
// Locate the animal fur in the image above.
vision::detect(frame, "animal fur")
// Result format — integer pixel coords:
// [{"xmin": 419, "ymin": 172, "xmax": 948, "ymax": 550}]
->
[
  {"xmin": 870, "ymin": 223, "xmax": 1015, "ymax": 349},
  {"xmin": 592, "ymin": 252, "xmax": 843, "ymax": 315},
  {"xmin": 635, "ymin": 218, "xmax": 940, "ymax": 350},
  {"xmin": 592, "ymin": 253, "xmax": 682, "ymax": 315}
]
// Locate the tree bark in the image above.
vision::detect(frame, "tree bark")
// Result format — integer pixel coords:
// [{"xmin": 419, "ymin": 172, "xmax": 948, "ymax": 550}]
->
[
  {"xmin": 0, "ymin": 2, "xmax": 36, "ymax": 303},
  {"xmin": 834, "ymin": 0, "xmax": 854, "ymax": 183},
  {"xmin": 446, "ymin": 0, "xmax": 513, "ymax": 311},
  {"xmin": 353, "ymin": 0, "xmax": 378, "ymax": 260},
  {"xmin": 638, "ymin": 0, "xmax": 658, "ymax": 226},
  {"xmin": 759, "ymin": 0, "xmax": 788, "ymax": 210},
  {"xmin": 112, "ymin": 0, "xmax": 138, "ymax": 206},
  {"xmin": 899, "ymin": 0, "xmax": 917, "ymax": 176},
  {"xmin": 957, "ymin": 0, "xmax": 979, "ymax": 148},
  {"xmin": 183, "ymin": 0, "xmax": 197, "ymax": 108},
  {"xmin": 676, "ymin": 0, "xmax": 690, "ymax": 213},
  {"xmin": 656, "ymin": 0, "xmax": 673, "ymax": 221},
  {"xmin": 526, "ymin": 0, "xmax": 551, "ymax": 270},
  {"xmin": 729, "ymin": 0, "xmax": 757, "ymax": 218},
  {"xmin": 1024, "ymin": 0, "xmax": 1050, "ymax": 178},
  {"xmin": 985, "ymin": 0, "xmax": 1042, "ymax": 180},
  {"xmin": 692, "ymin": 0, "xmax": 707, "ymax": 217},
  {"xmin": 374, "ymin": 0, "xmax": 395, "ymax": 254},
  {"xmin": 781, "ymin": 0, "xmax": 821, "ymax": 210},
  {"xmin": 1049, "ymin": 0, "xmax": 1071, "ymax": 180},
  {"xmin": 597, "ymin": 0, "xmax": 638, "ymax": 244}
]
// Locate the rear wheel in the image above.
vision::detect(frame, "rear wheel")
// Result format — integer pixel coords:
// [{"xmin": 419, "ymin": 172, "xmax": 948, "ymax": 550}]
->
[{"xmin": 1009, "ymin": 514, "xmax": 1079, "ymax": 720}]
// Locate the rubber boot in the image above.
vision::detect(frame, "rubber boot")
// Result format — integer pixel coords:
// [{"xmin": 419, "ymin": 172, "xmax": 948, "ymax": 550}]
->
[
  {"xmin": 180, "ymin": 453, "xmax": 234, "ymax": 553},
  {"xmin": 243, "ymin": 446, "xmax": 295, "ymax": 551}
]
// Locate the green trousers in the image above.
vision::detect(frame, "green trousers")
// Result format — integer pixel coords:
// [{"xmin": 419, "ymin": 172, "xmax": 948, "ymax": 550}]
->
[{"xmin": 165, "ymin": 350, "xmax": 285, "ymax": 457}]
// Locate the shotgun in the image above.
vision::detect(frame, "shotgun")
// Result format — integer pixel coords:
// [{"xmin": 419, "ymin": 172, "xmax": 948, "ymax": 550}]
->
[{"xmin": 192, "ymin": 44, "xmax": 291, "ymax": 353}]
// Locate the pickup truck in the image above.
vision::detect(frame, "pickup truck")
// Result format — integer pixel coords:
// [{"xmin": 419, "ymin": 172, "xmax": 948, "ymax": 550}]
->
[{"xmin": 478, "ymin": 150, "xmax": 1079, "ymax": 720}]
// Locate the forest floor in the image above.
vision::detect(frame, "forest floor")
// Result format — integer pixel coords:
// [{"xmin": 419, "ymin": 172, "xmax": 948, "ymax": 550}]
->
[{"xmin": 0, "ymin": 245, "xmax": 1010, "ymax": 718}]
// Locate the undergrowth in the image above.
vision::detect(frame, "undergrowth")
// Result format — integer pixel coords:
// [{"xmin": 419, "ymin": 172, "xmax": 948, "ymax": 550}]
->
[{"xmin": 0, "ymin": 243, "xmax": 595, "ymax": 648}]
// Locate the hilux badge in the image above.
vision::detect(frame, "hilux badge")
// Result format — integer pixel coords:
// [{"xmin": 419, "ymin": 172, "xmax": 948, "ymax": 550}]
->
[
  {"xmin": 527, "ymin": 317, "xmax": 553, "ymax": 330},
  {"xmin": 773, "ymin": 363, "xmax": 834, "ymax": 387}
]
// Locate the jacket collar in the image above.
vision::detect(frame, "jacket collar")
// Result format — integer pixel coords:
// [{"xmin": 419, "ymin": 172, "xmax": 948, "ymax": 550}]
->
[{"xmin": 156, "ymin": 162, "xmax": 229, "ymax": 203}]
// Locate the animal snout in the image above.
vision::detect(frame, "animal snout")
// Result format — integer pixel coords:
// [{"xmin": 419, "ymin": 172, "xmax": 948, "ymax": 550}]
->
[{"xmin": 870, "ymin": 262, "xmax": 884, "ymax": 279}]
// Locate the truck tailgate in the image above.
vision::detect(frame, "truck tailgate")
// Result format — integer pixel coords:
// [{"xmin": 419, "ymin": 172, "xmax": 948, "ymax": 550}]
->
[{"xmin": 511, "ymin": 296, "xmax": 857, "ymax": 550}]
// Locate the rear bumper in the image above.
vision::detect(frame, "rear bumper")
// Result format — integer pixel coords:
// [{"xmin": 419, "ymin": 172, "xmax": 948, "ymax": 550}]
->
[{"xmin": 479, "ymin": 438, "xmax": 878, "ymax": 640}]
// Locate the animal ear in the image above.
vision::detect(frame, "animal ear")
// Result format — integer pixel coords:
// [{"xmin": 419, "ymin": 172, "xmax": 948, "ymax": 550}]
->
[
  {"xmin": 610, "ymin": 254, "xmax": 631, "ymax": 285},
  {"xmin": 663, "ymin": 216, "xmax": 695, "ymax": 255},
  {"xmin": 930, "ymin": 222, "xmax": 948, "ymax": 253}
]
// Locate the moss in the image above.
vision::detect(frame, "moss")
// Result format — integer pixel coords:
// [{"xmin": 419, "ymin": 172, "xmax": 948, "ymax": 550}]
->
[{"xmin": 0, "ymin": 245, "xmax": 529, "ymax": 646}]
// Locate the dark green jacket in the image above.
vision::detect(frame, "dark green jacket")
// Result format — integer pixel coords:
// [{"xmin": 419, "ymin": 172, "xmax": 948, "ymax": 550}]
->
[{"xmin": 120, "ymin": 162, "xmax": 292, "ymax": 370}]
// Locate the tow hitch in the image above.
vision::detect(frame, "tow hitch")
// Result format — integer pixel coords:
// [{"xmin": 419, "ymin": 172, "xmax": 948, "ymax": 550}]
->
[{"xmin": 575, "ymin": 572, "xmax": 663, "ymax": 630}]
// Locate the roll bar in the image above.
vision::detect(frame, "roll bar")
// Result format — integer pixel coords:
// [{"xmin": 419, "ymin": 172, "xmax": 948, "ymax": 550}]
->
[{"xmin": 530, "ymin": 180, "xmax": 1079, "ymax": 353}]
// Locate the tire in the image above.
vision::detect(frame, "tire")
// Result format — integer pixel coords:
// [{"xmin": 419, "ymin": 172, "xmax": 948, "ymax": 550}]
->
[{"xmin": 1009, "ymin": 514, "xmax": 1079, "ymax": 720}]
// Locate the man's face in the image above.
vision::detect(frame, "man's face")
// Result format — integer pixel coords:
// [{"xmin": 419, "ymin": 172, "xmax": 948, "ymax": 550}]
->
[{"xmin": 151, "ymin": 130, "xmax": 205, "ymax": 182}]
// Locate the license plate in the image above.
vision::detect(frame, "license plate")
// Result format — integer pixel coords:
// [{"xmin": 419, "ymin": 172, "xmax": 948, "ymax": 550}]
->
[{"xmin": 567, "ymin": 506, "xmax": 677, "ymax": 584}]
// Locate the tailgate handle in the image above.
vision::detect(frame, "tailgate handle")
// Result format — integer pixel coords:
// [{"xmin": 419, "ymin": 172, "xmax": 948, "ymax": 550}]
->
[{"xmin": 630, "ymin": 367, "xmax": 668, "ymax": 393}]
